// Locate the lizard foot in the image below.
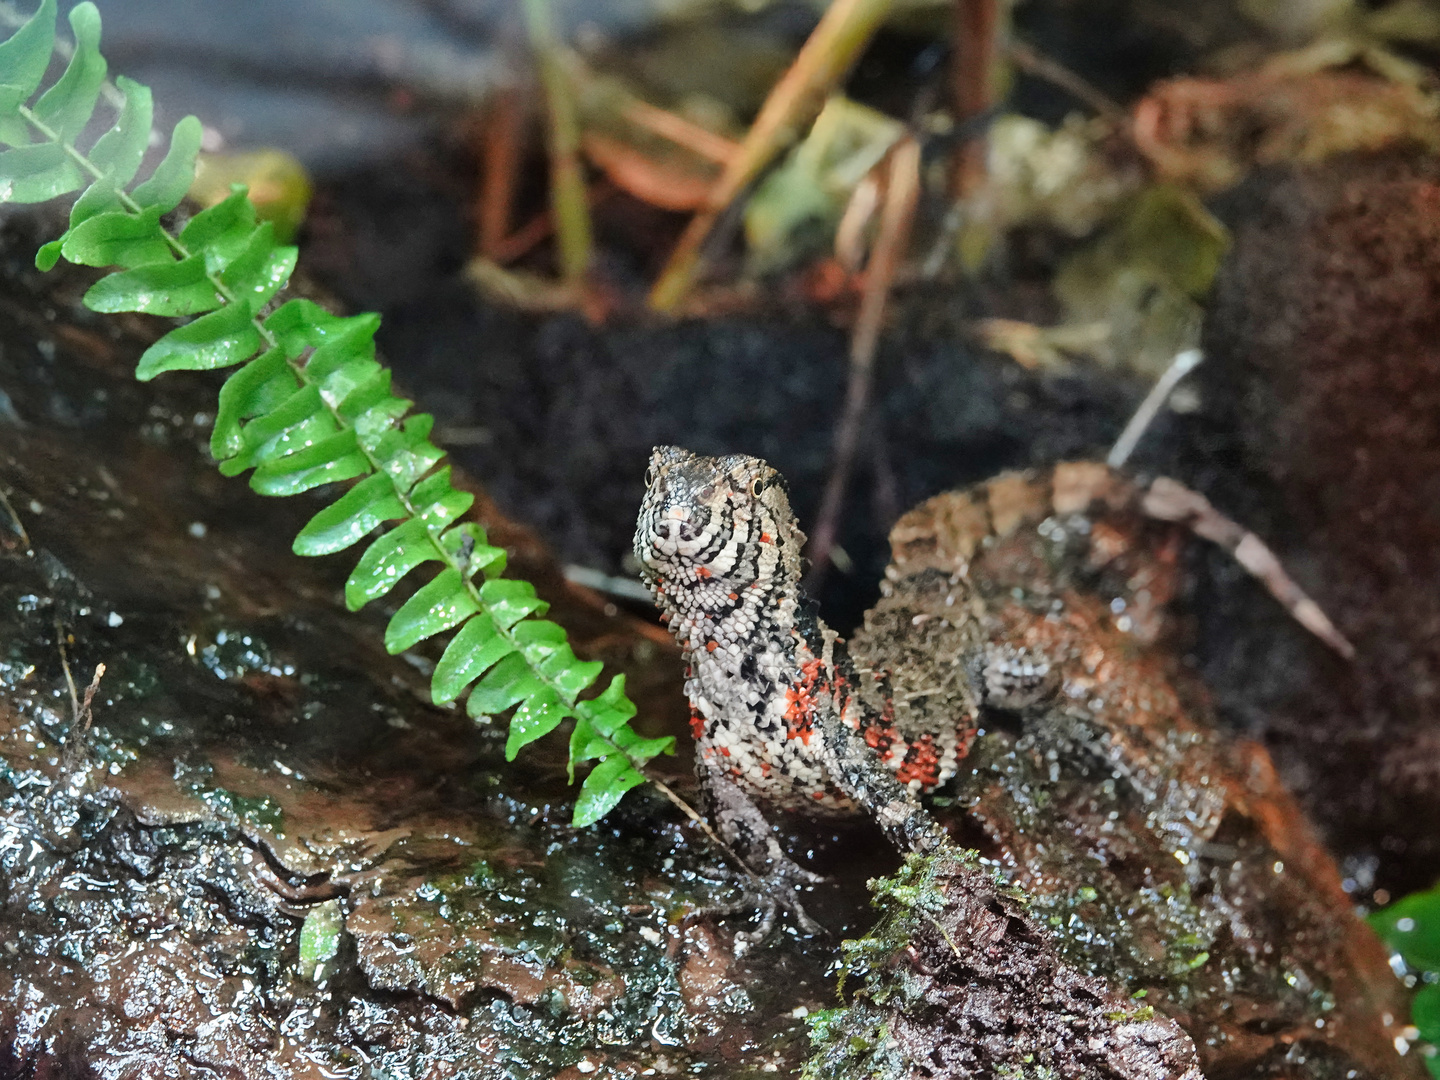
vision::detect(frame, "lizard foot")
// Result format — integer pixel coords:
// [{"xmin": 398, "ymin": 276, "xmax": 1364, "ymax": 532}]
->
[{"xmin": 694, "ymin": 862, "xmax": 826, "ymax": 951}]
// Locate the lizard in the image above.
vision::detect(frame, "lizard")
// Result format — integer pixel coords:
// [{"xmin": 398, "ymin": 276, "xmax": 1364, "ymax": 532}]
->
[
  {"xmin": 633, "ymin": 446, "xmax": 1355, "ymax": 941},
  {"xmin": 633, "ymin": 445, "xmax": 1044, "ymax": 938},
  {"xmin": 635, "ymin": 447, "xmax": 1413, "ymax": 1077}
]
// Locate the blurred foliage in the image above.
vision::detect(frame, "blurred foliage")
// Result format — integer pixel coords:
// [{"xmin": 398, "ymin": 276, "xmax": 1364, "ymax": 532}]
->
[
  {"xmin": 744, "ymin": 94, "xmax": 901, "ymax": 273},
  {"xmin": 1054, "ymin": 186, "xmax": 1229, "ymax": 375},
  {"xmin": 1372, "ymin": 888, "xmax": 1440, "ymax": 1077},
  {"xmin": 191, "ymin": 149, "xmax": 312, "ymax": 244}
]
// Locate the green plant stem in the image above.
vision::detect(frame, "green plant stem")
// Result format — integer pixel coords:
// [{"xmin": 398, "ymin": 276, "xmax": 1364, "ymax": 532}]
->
[
  {"xmin": 521, "ymin": 0, "xmax": 591, "ymax": 284},
  {"xmin": 18, "ymin": 99, "xmax": 649, "ymax": 779},
  {"xmin": 648, "ymin": 0, "xmax": 893, "ymax": 312}
]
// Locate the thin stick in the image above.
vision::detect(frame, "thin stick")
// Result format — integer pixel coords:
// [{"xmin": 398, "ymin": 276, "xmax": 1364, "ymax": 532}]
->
[
  {"xmin": 1008, "ymin": 40, "xmax": 1126, "ymax": 123},
  {"xmin": 0, "ymin": 485, "xmax": 32, "ymax": 551},
  {"xmin": 648, "ymin": 0, "xmax": 894, "ymax": 312},
  {"xmin": 62, "ymin": 659, "xmax": 107, "ymax": 771},
  {"xmin": 1107, "ymin": 348, "xmax": 1203, "ymax": 468},
  {"xmin": 1141, "ymin": 478, "xmax": 1356, "ymax": 660},
  {"xmin": 621, "ymin": 98, "xmax": 738, "ymax": 165},
  {"xmin": 486, "ymin": 180, "xmax": 614, "ymax": 266},
  {"xmin": 806, "ymin": 136, "xmax": 921, "ymax": 586},
  {"xmin": 477, "ymin": 85, "xmax": 525, "ymax": 260},
  {"xmin": 950, "ymin": 0, "xmax": 1003, "ymax": 199},
  {"xmin": 55, "ymin": 615, "xmax": 80, "ymax": 727},
  {"xmin": 647, "ymin": 775, "xmax": 760, "ymax": 882},
  {"xmin": 521, "ymin": 0, "xmax": 592, "ymax": 284}
]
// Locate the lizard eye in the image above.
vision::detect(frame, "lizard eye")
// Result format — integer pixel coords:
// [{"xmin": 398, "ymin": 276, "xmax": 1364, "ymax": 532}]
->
[
  {"xmin": 644, "ymin": 463, "xmax": 657, "ymax": 488},
  {"xmin": 750, "ymin": 477, "xmax": 766, "ymax": 497}
]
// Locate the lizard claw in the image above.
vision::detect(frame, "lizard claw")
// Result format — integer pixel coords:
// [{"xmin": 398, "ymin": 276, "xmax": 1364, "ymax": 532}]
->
[{"xmin": 695, "ymin": 861, "xmax": 827, "ymax": 949}]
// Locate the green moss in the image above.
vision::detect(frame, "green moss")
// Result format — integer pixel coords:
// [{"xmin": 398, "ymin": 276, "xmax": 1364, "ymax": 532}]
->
[{"xmin": 806, "ymin": 849, "xmax": 994, "ymax": 1080}]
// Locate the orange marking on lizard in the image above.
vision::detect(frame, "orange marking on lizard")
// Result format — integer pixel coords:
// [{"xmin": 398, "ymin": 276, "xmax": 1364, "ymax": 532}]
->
[
  {"xmin": 895, "ymin": 733, "xmax": 942, "ymax": 788},
  {"xmin": 783, "ymin": 657, "xmax": 827, "ymax": 746}
]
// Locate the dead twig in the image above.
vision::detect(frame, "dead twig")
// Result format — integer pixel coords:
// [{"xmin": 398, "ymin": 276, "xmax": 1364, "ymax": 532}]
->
[
  {"xmin": 620, "ymin": 97, "xmax": 738, "ymax": 166},
  {"xmin": 646, "ymin": 775, "xmax": 760, "ymax": 884},
  {"xmin": 55, "ymin": 612, "xmax": 106, "ymax": 768},
  {"xmin": 55, "ymin": 616, "xmax": 80, "ymax": 729},
  {"xmin": 484, "ymin": 180, "xmax": 615, "ymax": 266},
  {"xmin": 581, "ymin": 132, "xmax": 715, "ymax": 211},
  {"xmin": 950, "ymin": 0, "xmax": 1004, "ymax": 199},
  {"xmin": 648, "ymin": 0, "xmax": 895, "ymax": 312},
  {"xmin": 476, "ymin": 85, "xmax": 527, "ymax": 260},
  {"xmin": 0, "ymin": 485, "xmax": 32, "ymax": 551},
  {"xmin": 1108, "ymin": 348, "xmax": 1203, "ymax": 467},
  {"xmin": 1008, "ymin": 40, "xmax": 1127, "ymax": 124},
  {"xmin": 1141, "ymin": 478, "xmax": 1356, "ymax": 659},
  {"xmin": 806, "ymin": 136, "xmax": 922, "ymax": 588}
]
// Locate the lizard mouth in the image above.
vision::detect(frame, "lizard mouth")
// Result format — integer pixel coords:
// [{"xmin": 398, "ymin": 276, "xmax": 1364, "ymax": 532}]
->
[{"xmin": 643, "ymin": 510, "xmax": 711, "ymax": 563}]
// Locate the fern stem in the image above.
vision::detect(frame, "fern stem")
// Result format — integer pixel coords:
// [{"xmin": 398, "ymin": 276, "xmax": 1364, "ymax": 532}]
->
[{"xmin": 17, "ymin": 100, "xmax": 652, "ymax": 782}]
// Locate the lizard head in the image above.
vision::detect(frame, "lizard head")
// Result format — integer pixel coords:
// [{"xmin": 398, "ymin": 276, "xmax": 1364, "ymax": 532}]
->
[{"xmin": 634, "ymin": 446, "xmax": 805, "ymax": 604}]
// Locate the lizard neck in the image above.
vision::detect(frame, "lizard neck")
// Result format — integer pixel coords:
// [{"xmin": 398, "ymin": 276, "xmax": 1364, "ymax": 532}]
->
[{"xmin": 651, "ymin": 560, "xmax": 841, "ymax": 746}]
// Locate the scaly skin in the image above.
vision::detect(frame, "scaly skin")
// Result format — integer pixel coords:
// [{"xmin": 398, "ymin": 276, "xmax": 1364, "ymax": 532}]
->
[{"xmin": 633, "ymin": 446, "xmax": 963, "ymax": 936}]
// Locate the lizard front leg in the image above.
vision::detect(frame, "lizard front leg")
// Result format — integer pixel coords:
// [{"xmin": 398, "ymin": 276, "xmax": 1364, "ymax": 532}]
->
[
  {"xmin": 815, "ymin": 712, "xmax": 951, "ymax": 855},
  {"xmin": 696, "ymin": 758, "xmax": 825, "ymax": 944}
]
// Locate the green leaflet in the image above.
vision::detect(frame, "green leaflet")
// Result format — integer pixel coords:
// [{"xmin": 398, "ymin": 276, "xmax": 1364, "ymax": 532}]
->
[
  {"xmin": 1372, "ymin": 886, "xmax": 1440, "ymax": 1077},
  {"xmin": 1372, "ymin": 888, "xmax": 1440, "ymax": 972},
  {"xmin": 0, "ymin": 141, "xmax": 82, "ymax": 201},
  {"xmin": 130, "ymin": 115, "xmax": 202, "ymax": 213},
  {"xmin": 570, "ymin": 719, "xmax": 672, "ymax": 767},
  {"xmin": 250, "ymin": 428, "xmax": 369, "ymax": 496},
  {"xmin": 384, "ymin": 567, "xmax": 481, "ymax": 654},
  {"xmin": 573, "ymin": 756, "xmax": 647, "ymax": 829},
  {"xmin": 0, "ymin": 0, "xmax": 55, "ymax": 116},
  {"xmin": 31, "ymin": 3, "xmax": 105, "ymax": 141},
  {"xmin": 432, "ymin": 612, "xmax": 516, "ymax": 705},
  {"xmin": 62, "ymin": 206, "xmax": 172, "ymax": 269},
  {"xmin": 181, "ymin": 185, "xmax": 256, "ymax": 260},
  {"xmin": 441, "ymin": 523, "xmax": 507, "ymax": 577},
  {"xmin": 293, "ymin": 472, "xmax": 406, "ymax": 556},
  {"xmin": 88, "ymin": 76, "xmax": 152, "ymax": 187},
  {"xmin": 84, "ymin": 253, "xmax": 219, "ymax": 315},
  {"xmin": 346, "ymin": 517, "xmax": 445, "ymax": 609},
  {"xmin": 575, "ymin": 675, "xmax": 639, "ymax": 736},
  {"xmin": 472, "ymin": 653, "xmax": 547, "ymax": 726},
  {"xmin": 219, "ymin": 223, "xmax": 298, "ymax": 310},
  {"xmin": 505, "ymin": 688, "xmax": 570, "ymax": 761},
  {"xmin": 1, "ymin": 5, "xmax": 662, "ymax": 828},
  {"xmin": 512, "ymin": 619, "xmax": 602, "ymax": 702},
  {"xmin": 212, "ymin": 347, "xmax": 293, "ymax": 459},
  {"xmin": 135, "ymin": 303, "xmax": 262, "ymax": 380},
  {"xmin": 479, "ymin": 578, "xmax": 549, "ymax": 629},
  {"xmin": 218, "ymin": 384, "xmax": 327, "ymax": 474}
]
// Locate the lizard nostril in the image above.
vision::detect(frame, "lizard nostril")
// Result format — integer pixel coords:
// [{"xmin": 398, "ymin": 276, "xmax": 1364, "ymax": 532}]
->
[{"xmin": 655, "ymin": 523, "xmax": 672, "ymax": 540}]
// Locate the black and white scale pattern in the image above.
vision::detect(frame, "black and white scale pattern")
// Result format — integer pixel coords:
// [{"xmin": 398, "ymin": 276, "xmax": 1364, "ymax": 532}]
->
[{"xmin": 633, "ymin": 446, "xmax": 968, "ymax": 814}]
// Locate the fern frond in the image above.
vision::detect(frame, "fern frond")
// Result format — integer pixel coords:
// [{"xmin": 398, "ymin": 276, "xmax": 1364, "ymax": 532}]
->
[{"xmin": 0, "ymin": 0, "xmax": 672, "ymax": 827}]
